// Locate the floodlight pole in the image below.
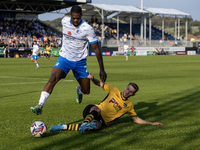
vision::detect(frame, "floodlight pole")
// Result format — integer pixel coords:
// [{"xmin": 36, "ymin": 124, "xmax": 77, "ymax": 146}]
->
[
  {"xmin": 175, "ymin": 17, "xmax": 177, "ymax": 42},
  {"xmin": 101, "ymin": 9, "xmax": 104, "ymax": 47},
  {"xmin": 178, "ymin": 18, "xmax": 180, "ymax": 40},
  {"xmin": 149, "ymin": 15, "xmax": 152, "ymax": 44},
  {"xmin": 117, "ymin": 15, "xmax": 119, "ymax": 46},
  {"xmin": 162, "ymin": 15, "xmax": 164, "ymax": 41},
  {"xmin": 141, "ymin": 0, "xmax": 143, "ymax": 10},
  {"xmin": 140, "ymin": 0, "xmax": 144, "ymax": 42},
  {"xmin": 185, "ymin": 17, "xmax": 188, "ymax": 43},
  {"xmin": 130, "ymin": 14, "xmax": 132, "ymax": 46},
  {"xmin": 144, "ymin": 14, "xmax": 146, "ymax": 46}
]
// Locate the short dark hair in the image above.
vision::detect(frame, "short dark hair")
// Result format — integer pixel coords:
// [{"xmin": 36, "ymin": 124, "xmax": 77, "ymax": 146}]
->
[
  {"xmin": 129, "ymin": 82, "xmax": 139, "ymax": 94},
  {"xmin": 70, "ymin": 5, "xmax": 82, "ymax": 15}
]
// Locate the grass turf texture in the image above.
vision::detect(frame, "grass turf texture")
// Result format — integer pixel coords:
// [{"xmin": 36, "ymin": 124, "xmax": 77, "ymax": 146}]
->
[{"xmin": 1, "ymin": 55, "xmax": 200, "ymax": 150}]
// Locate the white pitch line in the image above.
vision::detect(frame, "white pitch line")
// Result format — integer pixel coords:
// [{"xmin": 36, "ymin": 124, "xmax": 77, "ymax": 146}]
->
[
  {"xmin": 0, "ymin": 81, "xmax": 48, "ymax": 85},
  {"xmin": 0, "ymin": 76, "xmax": 48, "ymax": 80},
  {"xmin": 0, "ymin": 80, "xmax": 74, "ymax": 86}
]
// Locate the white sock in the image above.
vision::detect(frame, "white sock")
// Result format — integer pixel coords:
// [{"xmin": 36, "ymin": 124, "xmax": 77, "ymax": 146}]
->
[
  {"xmin": 38, "ymin": 91, "xmax": 50, "ymax": 106},
  {"xmin": 36, "ymin": 63, "xmax": 39, "ymax": 67},
  {"xmin": 126, "ymin": 56, "xmax": 128, "ymax": 60},
  {"xmin": 63, "ymin": 124, "xmax": 68, "ymax": 129}
]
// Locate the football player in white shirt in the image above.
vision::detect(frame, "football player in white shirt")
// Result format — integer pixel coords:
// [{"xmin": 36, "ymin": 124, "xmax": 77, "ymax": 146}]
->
[
  {"xmin": 30, "ymin": 5, "xmax": 107, "ymax": 115},
  {"xmin": 123, "ymin": 42, "xmax": 129, "ymax": 61},
  {"xmin": 31, "ymin": 41, "xmax": 39, "ymax": 68}
]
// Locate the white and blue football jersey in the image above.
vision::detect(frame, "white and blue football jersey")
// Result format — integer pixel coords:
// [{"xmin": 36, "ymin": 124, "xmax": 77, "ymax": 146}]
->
[
  {"xmin": 32, "ymin": 44, "xmax": 39, "ymax": 56},
  {"xmin": 60, "ymin": 16, "xmax": 98, "ymax": 61}
]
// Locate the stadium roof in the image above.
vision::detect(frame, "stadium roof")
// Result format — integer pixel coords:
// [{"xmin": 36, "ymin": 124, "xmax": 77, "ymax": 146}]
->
[
  {"xmin": 145, "ymin": 8, "xmax": 191, "ymax": 17},
  {"xmin": 78, "ymin": 4, "xmax": 191, "ymax": 23},
  {"xmin": 76, "ymin": 3, "xmax": 147, "ymax": 23},
  {"xmin": 0, "ymin": 0, "xmax": 91, "ymax": 14},
  {"xmin": 89, "ymin": 3, "xmax": 146, "ymax": 13}
]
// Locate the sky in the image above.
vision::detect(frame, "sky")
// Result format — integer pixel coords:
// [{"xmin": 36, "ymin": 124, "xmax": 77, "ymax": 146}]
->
[{"xmin": 38, "ymin": 0, "xmax": 200, "ymax": 21}]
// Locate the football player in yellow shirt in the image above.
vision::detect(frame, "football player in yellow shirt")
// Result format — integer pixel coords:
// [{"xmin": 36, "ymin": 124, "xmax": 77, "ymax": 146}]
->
[
  {"xmin": 45, "ymin": 43, "xmax": 51, "ymax": 61},
  {"xmin": 50, "ymin": 73, "xmax": 163, "ymax": 133}
]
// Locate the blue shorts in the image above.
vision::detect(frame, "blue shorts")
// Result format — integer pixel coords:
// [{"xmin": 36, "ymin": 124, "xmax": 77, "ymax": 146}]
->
[
  {"xmin": 124, "ymin": 51, "xmax": 128, "ymax": 55},
  {"xmin": 31, "ymin": 55, "xmax": 38, "ymax": 60},
  {"xmin": 53, "ymin": 56, "xmax": 89, "ymax": 80}
]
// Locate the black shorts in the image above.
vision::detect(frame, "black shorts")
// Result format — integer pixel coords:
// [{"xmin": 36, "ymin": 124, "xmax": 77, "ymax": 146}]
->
[{"xmin": 83, "ymin": 104, "xmax": 106, "ymax": 126}]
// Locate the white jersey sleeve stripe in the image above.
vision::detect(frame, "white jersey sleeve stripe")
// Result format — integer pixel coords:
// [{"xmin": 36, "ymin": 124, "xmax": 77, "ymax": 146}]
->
[{"xmin": 89, "ymin": 40, "xmax": 98, "ymax": 44}]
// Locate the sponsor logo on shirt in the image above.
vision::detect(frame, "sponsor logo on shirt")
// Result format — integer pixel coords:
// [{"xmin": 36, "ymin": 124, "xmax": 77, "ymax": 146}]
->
[
  {"xmin": 109, "ymin": 98, "xmax": 122, "ymax": 112},
  {"xmin": 68, "ymin": 31, "xmax": 72, "ymax": 35},
  {"xmin": 123, "ymin": 103, "xmax": 127, "ymax": 107},
  {"xmin": 76, "ymin": 30, "xmax": 80, "ymax": 34}
]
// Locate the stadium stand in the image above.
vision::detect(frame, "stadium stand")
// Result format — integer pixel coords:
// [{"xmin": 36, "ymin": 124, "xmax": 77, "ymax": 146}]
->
[
  {"xmin": 90, "ymin": 21, "xmax": 175, "ymax": 42},
  {"xmin": 0, "ymin": 0, "xmax": 91, "ymax": 57},
  {"xmin": 0, "ymin": 1, "xmax": 193, "ymax": 57},
  {"xmin": 0, "ymin": 18, "xmax": 62, "ymax": 47}
]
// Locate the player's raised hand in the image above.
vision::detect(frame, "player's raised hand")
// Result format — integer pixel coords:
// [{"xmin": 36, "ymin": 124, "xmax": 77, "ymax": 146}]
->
[
  {"xmin": 100, "ymin": 70, "xmax": 107, "ymax": 82},
  {"xmin": 87, "ymin": 73, "xmax": 94, "ymax": 79}
]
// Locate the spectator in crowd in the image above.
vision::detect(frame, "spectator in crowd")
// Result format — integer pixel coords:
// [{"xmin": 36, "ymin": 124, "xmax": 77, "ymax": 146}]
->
[
  {"xmin": 27, "ymin": 53, "xmax": 31, "ymax": 58},
  {"xmin": 160, "ymin": 49, "xmax": 166, "ymax": 55},
  {"xmin": 131, "ymin": 45, "xmax": 134, "ymax": 56},
  {"xmin": 0, "ymin": 18, "xmax": 62, "ymax": 49},
  {"xmin": 197, "ymin": 44, "xmax": 200, "ymax": 54},
  {"xmin": 0, "ymin": 38, "xmax": 4, "ymax": 46},
  {"xmin": 155, "ymin": 48, "xmax": 160, "ymax": 55},
  {"xmin": 40, "ymin": 49, "xmax": 44, "ymax": 57},
  {"xmin": 15, "ymin": 53, "xmax": 19, "ymax": 58},
  {"xmin": 3, "ymin": 45, "xmax": 8, "ymax": 58}
]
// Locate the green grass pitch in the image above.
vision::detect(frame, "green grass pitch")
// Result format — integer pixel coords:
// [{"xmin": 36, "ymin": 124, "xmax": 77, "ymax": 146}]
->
[{"xmin": 1, "ymin": 55, "xmax": 200, "ymax": 150}]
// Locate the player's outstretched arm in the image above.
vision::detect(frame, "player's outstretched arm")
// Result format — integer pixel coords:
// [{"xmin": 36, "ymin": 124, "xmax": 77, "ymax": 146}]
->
[
  {"xmin": 91, "ymin": 42, "xmax": 107, "ymax": 82},
  {"xmin": 88, "ymin": 73, "xmax": 104, "ymax": 88},
  {"xmin": 132, "ymin": 116, "xmax": 163, "ymax": 125}
]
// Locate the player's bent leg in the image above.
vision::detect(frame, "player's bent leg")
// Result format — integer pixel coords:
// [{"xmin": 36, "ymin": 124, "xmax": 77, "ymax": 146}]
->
[
  {"xmin": 43, "ymin": 68, "xmax": 66, "ymax": 94},
  {"xmin": 78, "ymin": 78, "xmax": 90, "ymax": 94},
  {"xmin": 30, "ymin": 68, "xmax": 66, "ymax": 115},
  {"xmin": 76, "ymin": 78, "xmax": 90, "ymax": 104},
  {"xmin": 89, "ymin": 106, "xmax": 101, "ymax": 114},
  {"xmin": 79, "ymin": 106, "xmax": 101, "ymax": 133},
  {"xmin": 35, "ymin": 60, "xmax": 39, "ymax": 68}
]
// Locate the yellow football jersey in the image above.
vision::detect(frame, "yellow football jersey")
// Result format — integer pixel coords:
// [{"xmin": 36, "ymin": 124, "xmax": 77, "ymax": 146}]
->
[
  {"xmin": 95, "ymin": 84, "xmax": 137, "ymax": 125},
  {"xmin": 46, "ymin": 45, "xmax": 51, "ymax": 54}
]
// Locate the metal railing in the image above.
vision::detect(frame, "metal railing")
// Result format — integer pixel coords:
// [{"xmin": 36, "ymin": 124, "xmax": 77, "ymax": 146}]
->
[
  {"xmin": 102, "ymin": 39, "xmax": 193, "ymax": 47},
  {"xmin": 0, "ymin": 38, "xmax": 194, "ymax": 49}
]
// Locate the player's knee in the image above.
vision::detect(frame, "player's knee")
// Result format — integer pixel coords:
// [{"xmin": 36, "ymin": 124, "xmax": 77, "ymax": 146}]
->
[
  {"xmin": 82, "ymin": 89, "xmax": 90, "ymax": 95},
  {"xmin": 48, "ymin": 74, "xmax": 61, "ymax": 85}
]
